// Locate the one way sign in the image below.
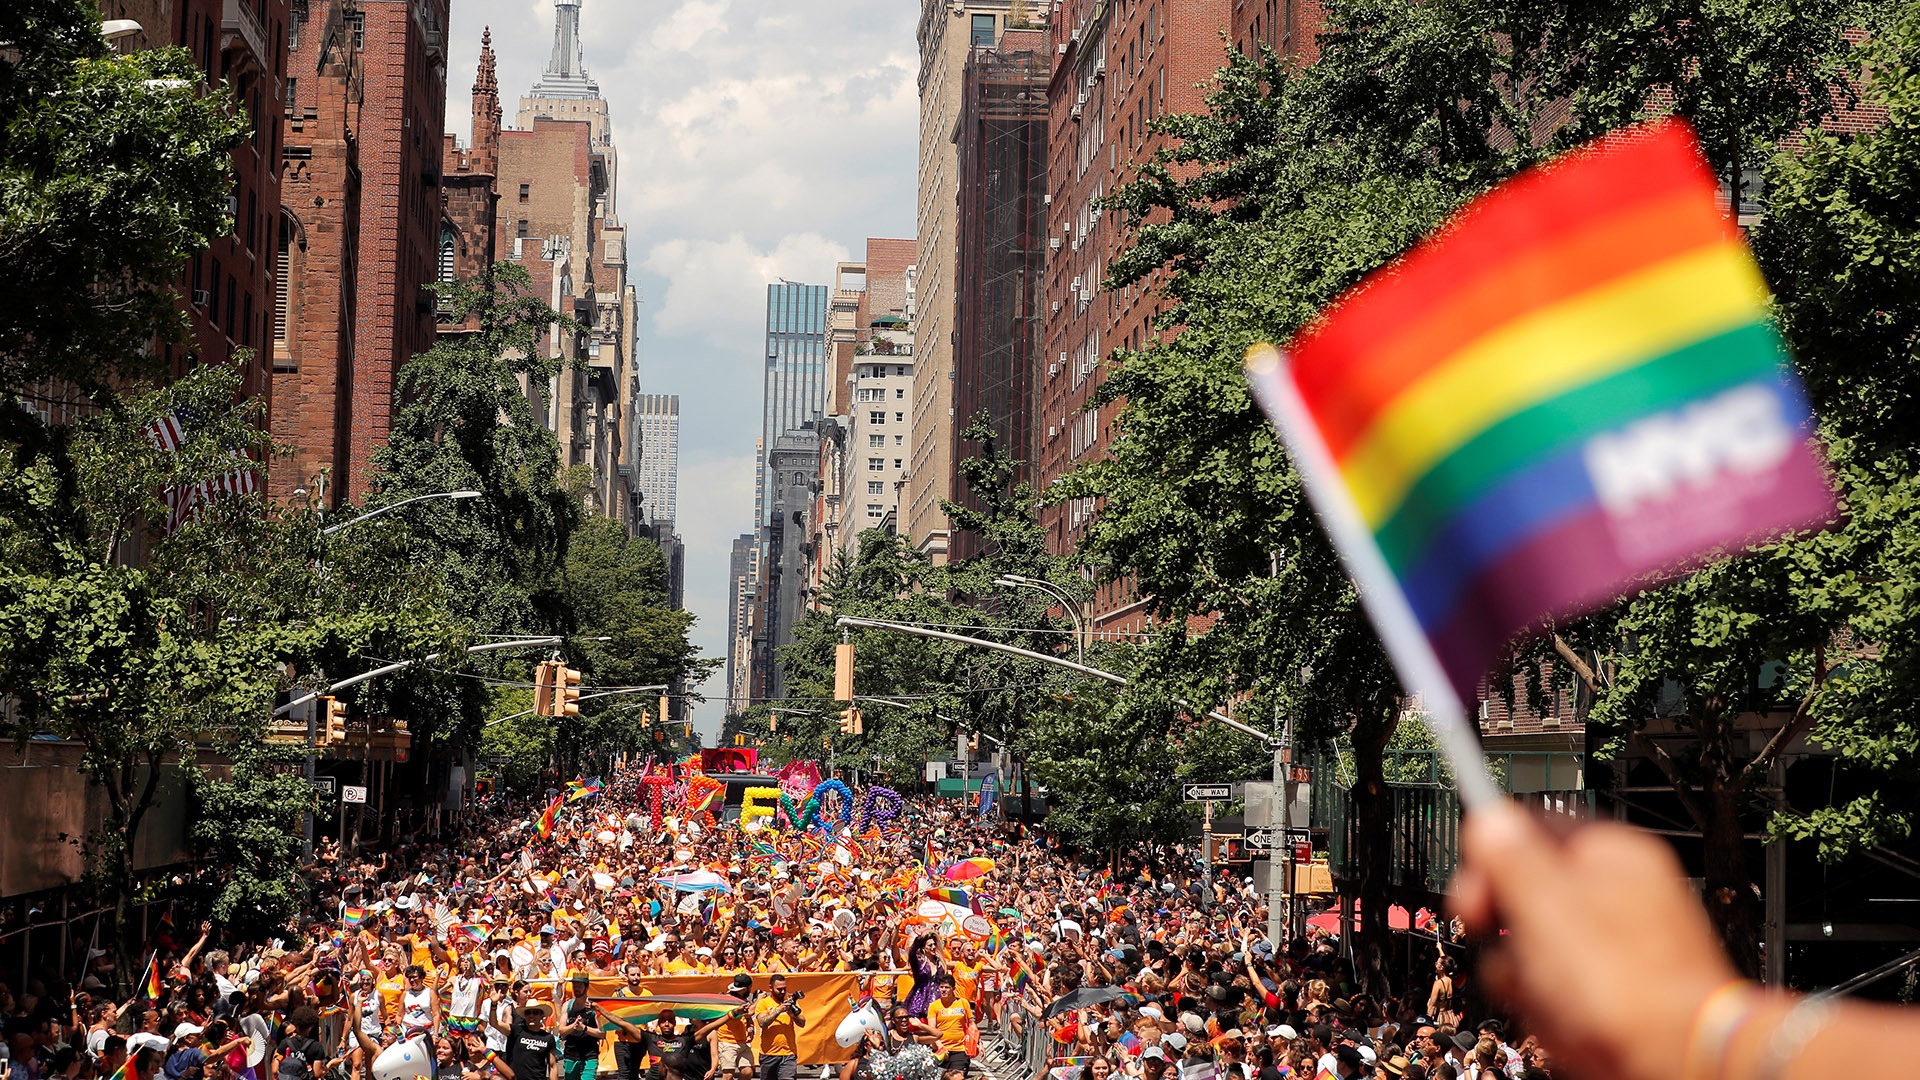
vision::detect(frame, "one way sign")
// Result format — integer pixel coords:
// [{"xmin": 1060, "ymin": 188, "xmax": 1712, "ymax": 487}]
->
[{"xmin": 1182, "ymin": 783, "xmax": 1234, "ymax": 802}]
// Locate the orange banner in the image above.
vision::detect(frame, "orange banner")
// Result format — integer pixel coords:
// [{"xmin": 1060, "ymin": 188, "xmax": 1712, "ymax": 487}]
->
[{"xmin": 532, "ymin": 972, "xmax": 887, "ymax": 1064}]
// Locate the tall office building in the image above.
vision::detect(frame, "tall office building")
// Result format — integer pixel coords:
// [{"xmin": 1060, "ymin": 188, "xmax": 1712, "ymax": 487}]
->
[
  {"xmin": 726, "ymin": 534, "xmax": 759, "ymax": 717},
  {"xmin": 759, "ymin": 282, "xmax": 830, "ymax": 525},
  {"xmin": 909, "ymin": 0, "xmax": 1014, "ymax": 563},
  {"xmin": 951, "ymin": 32, "xmax": 1048, "ymax": 561},
  {"xmin": 635, "ymin": 394, "xmax": 681, "ymax": 523}
]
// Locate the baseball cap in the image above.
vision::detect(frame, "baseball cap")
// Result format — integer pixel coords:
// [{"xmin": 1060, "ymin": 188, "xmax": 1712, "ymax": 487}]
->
[
  {"xmin": 1267, "ymin": 1025, "xmax": 1297, "ymax": 1041},
  {"xmin": 1139, "ymin": 1048, "xmax": 1166, "ymax": 1062},
  {"xmin": 173, "ymin": 1024, "xmax": 204, "ymax": 1042},
  {"xmin": 1138, "ymin": 1005, "xmax": 1165, "ymax": 1020},
  {"xmin": 1162, "ymin": 1033, "xmax": 1188, "ymax": 1052}
]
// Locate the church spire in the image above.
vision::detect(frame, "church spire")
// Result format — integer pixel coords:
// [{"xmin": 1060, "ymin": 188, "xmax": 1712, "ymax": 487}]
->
[
  {"xmin": 531, "ymin": 0, "xmax": 600, "ymax": 99},
  {"xmin": 471, "ymin": 27, "xmax": 500, "ymax": 173}
]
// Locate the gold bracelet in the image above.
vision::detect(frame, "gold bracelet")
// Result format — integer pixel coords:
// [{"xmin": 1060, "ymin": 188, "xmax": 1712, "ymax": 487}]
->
[{"xmin": 1682, "ymin": 980, "xmax": 1760, "ymax": 1080}]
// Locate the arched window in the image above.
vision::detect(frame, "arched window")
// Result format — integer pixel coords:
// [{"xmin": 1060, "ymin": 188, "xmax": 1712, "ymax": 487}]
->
[{"xmin": 438, "ymin": 230, "xmax": 457, "ymax": 284}]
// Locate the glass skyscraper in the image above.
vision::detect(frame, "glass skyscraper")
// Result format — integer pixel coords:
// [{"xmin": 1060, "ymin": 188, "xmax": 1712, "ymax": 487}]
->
[{"xmin": 759, "ymin": 281, "xmax": 830, "ymax": 525}]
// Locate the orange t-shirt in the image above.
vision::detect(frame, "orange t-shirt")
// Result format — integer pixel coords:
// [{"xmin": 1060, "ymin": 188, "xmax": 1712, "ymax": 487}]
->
[{"xmin": 927, "ymin": 997, "xmax": 971, "ymax": 1053}]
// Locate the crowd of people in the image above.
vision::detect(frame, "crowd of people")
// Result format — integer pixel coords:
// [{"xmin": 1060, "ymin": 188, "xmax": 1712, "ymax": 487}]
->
[{"xmin": 5, "ymin": 761, "xmax": 1906, "ymax": 1080}]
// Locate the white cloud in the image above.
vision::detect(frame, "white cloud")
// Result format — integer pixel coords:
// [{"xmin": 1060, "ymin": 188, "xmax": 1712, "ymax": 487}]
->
[
  {"xmin": 642, "ymin": 232, "xmax": 852, "ymax": 348},
  {"xmin": 652, "ymin": 0, "xmax": 730, "ymax": 52}
]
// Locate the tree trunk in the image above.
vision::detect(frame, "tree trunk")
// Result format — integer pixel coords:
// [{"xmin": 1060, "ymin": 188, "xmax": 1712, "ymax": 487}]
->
[
  {"xmin": 1702, "ymin": 781, "xmax": 1764, "ymax": 978},
  {"xmin": 1349, "ymin": 712, "xmax": 1398, "ymax": 995}
]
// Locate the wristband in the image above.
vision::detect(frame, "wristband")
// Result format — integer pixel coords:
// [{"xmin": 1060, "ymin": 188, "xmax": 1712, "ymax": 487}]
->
[
  {"xmin": 1753, "ymin": 995, "xmax": 1835, "ymax": 1080},
  {"xmin": 1681, "ymin": 980, "xmax": 1758, "ymax": 1080}
]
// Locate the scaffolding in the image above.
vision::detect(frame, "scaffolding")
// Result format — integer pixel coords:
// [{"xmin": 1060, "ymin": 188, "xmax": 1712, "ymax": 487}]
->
[{"xmin": 952, "ymin": 42, "xmax": 1049, "ymax": 560}]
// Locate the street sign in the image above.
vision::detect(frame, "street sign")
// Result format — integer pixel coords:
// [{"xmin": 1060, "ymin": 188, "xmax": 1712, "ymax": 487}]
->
[
  {"xmin": 341, "ymin": 785, "xmax": 368, "ymax": 804},
  {"xmin": 1182, "ymin": 783, "xmax": 1234, "ymax": 802},
  {"xmin": 1245, "ymin": 828, "xmax": 1280, "ymax": 852},
  {"xmin": 309, "ymin": 776, "xmax": 336, "ymax": 798}
]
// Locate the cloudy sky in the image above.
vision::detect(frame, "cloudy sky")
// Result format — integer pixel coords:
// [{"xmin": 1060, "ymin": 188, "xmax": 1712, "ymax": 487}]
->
[{"xmin": 446, "ymin": 0, "xmax": 920, "ymax": 738}]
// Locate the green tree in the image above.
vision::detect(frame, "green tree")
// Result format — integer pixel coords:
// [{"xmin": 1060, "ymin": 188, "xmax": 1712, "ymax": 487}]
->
[
  {"xmin": 0, "ymin": 364, "xmax": 456, "ymax": 960},
  {"xmin": 1070, "ymin": 0, "xmax": 1869, "ymax": 986},
  {"xmin": 366, "ymin": 262, "xmax": 584, "ymax": 750},
  {"xmin": 192, "ymin": 740, "xmax": 313, "ymax": 938},
  {"xmin": 0, "ymin": 0, "xmax": 248, "ymax": 397}
]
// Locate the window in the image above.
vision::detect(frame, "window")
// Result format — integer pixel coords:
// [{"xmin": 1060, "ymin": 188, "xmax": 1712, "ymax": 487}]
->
[
  {"xmin": 895, "ymin": 388, "xmax": 906, "ymax": 399},
  {"xmin": 894, "ymin": 412, "xmax": 904, "ymax": 422},
  {"xmin": 868, "ymin": 434, "xmax": 885, "ymax": 448},
  {"xmin": 519, "ymin": 183, "xmax": 530, "ymax": 203},
  {"xmin": 869, "ymin": 411, "xmax": 886, "ymax": 425},
  {"xmin": 348, "ymin": 11, "xmax": 363, "ymax": 49},
  {"xmin": 285, "ymin": 77, "xmax": 297, "ymax": 116},
  {"xmin": 274, "ymin": 222, "xmax": 291, "ymax": 343},
  {"xmin": 867, "ymin": 503, "xmax": 885, "ymax": 518},
  {"xmin": 439, "ymin": 230, "xmax": 456, "ymax": 284},
  {"xmin": 895, "ymin": 366, "xmax": 906, "ymax": 376},
  {"xmin": 516, "ymin": 218, "xmax": 528, "ymax": 239},
  {"xmin": 893, "ymin": 459, "xmax": 903, "ymax": 469},
  {"xmin": 289, "ymin": 5, "xmax": 303, "ymax": 50},
  {"xmin": 894, "ymin": 435, "xmax": 904, "ymax": 446},
  {"xmin": 867, "ymin": 482, "xmax": 885, "ymax": 495},
  {"xmin": 868, "ymin": 458, "xmax": 885, "ymax": 472},
  {"xmin": 971, "ymin": 12, "xmax": 995, "ymax": 46}
]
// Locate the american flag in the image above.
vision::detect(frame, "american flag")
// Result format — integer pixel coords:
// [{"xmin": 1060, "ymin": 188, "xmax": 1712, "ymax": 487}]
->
[
  {"xmin": 142, "ymin": 413, "xmax": 187, "ymax": 452},
  {"xmin": 163, "ymin": 452, "xmax": 259, "ymax": 532}
]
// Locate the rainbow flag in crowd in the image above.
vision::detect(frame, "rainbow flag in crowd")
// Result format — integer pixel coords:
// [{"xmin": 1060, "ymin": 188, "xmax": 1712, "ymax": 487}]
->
[
  {"xmin": 566, "ymin": 777, "xmax": 604, "ymax": 803},
  {"xmin": 1118, "ymin": 1032, "xmax": 1142, "ymax": 1056},
  {"xmin": 1245, "ymin": 118, "xmax": 1835, "ymax": 708},
  {"xmin": 1007, "ymin": 954, "xmax": 1033, "ymax": 993},
  {"xmin": 591, "ymin": 994, "xmax": 744, "ymax": 1031},
  {"xmin": 924, "ymin": 887, "xmax": 973, "ymax": 908},
  {"xmin": 141, "ymin": 953, "xmax": 162, "ymax": 1000},
  {"xmin": 342, "ymin": 907, "xmax": 367, "ymax": 928},
  {"xmin": 536, "ymin": 796, "xmax": 563, "ymax": 839}
]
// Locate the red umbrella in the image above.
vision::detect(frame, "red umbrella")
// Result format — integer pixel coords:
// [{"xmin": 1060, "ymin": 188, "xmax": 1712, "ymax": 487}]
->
[{"xmin": 1304, "ymin": 902, "xmax": 1418, "ymax": 933}]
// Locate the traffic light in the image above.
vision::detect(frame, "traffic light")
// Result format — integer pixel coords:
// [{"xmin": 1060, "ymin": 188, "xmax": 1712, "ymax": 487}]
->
[
  {"xmin": 659, "ymin": 694, "xmax": 670, "ymax": 728},
  {"xmin": 321, "ymin": 696, "xmax": 347, "ymax": 745},
  {"xmin": 834, "ymin": 641, "xmax": 857, "ymax": 736},
  {"xmin": 734, "ymin": 734, "xmax": 746, "ymax": 747},
  {"xmin": 532, "ymin": 660, "xmax": 556, "ymax": 717},
  {"xmin": 473, "ymin": 776, "xmax": 494, "ymax": 798},
  {"xmin": 552, "ymin": 665, "xmax": 581, "ymax": 718}
]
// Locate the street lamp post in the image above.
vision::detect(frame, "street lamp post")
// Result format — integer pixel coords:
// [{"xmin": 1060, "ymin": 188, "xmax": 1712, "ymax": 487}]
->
[
  {"xmin": 993, "ymin": 574, "xmax": 1087, "ymax": 665},
  {"xmin": 320, "ymin": 489, "xmax": 482, "ymax": 535}
]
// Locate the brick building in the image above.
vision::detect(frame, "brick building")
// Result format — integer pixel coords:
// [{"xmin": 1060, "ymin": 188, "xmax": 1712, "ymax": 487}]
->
[
  {"xmin": 951, "ymin": 32, "xmax": 1048, "ymax": 561},
  {"xmin": 99, "ymin": 0, "xmax": 290, "ymax": 406},
  {"xmin": 438, "ymin": 28, "xmax": 501, "ymax": 334},
  {"xmin": 272, "ymin": 0, "xmax": 450, "ymax": 506},
  {"xmin": 494, "ymin": 0, "xmax": 641, "ymax": 528},
  {"xmin": 1034, "ymin": 0, "xmax": 1232, "ymax": 635}
]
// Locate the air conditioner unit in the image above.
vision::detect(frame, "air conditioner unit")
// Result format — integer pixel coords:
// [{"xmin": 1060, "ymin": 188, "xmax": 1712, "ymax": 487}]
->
[
  {"xmin": 1079, "ymin": 288, "xmax": 1093, "ymax": 303},
  {"xmin": 1048, "ymin": 363, "xmax": 1059, "ymax": 377},
  {"xmin": 1076, "ymin": 90, "xmax": 1087, "ymax": 107},
  {"xmin": 1070, "ymin": 276, "xmax": 1082, "ymax": 291},
  {"xmin": 1056, "ymin": 42, "xmax": 1068, "ymax": 55},
  {"xmin": 1048, "ymin": 237, "xmax": 1061, "ymax": 250},
  {"xmin": 1094, "ymin": 57, "xmax": 1107, "ymax": 75},
  {"xmin": 1070, "ymin": 104, "xmax": 1082, "ymax": 121},
  {"xmin": 1051, "ymin": 300, "xmax": 1060, "ymax": 314},
  {"xmin": 1048, "ymin": 425, "xmax": 1058, "ymax": 438},
  {"xmin": 1060, "ymin": 351, "xmax": 1069, "ymax": 367},
  {"xmin": 1042, "ymin": 193, "xmax": 1052, "ymax": 206},
  {"xmin": 1477, "ymin": 698, "xmax": 1493, "ymax": 722},
  {"xmin": 191, "ymin": 289, "xmax": 211, "ymax": 307}
]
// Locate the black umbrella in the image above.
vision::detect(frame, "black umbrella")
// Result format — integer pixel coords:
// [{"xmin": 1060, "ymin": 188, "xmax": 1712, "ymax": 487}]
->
[{"xmin": 1044, "ymin": 984, "xmax": 1126, "ymax": 1018}]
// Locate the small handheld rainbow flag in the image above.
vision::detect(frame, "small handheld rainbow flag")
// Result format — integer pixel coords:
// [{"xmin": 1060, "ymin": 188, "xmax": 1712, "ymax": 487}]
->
[
  {"xmin": 141, "ymin": 953, "xmax": 162, "ymax": 1000},
  {"xmin": 924, "ymin": 887, "xmax": 973, "ymax": 908},
  {"xmin": 342, "ymin": 907, "xmax": 367, "ymax": 928},
  {"xmin": 1007, "ymin": 955, "xmax": 1033, "ymax": 993},
  {"xmin": 1245, "ymin": 119, "xmax": 1835, "ymax": 806},
  {"xmin": 536, "ymin": 796, "xmax": 563, "ymax": 839},
  {"xmin": 591, "ymin": 994, "xmax": 744, "ymax": 1032},
  {"xmin": 566, "ymin": 778, "xmax": 604, "ymax": 803}
]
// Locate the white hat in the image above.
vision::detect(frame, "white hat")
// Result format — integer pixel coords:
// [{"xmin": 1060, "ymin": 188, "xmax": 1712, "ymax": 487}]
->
[
  {"xmin": 1357, "ymin": 1047, "xmax": 1377, "ymax": 1066},
  {"xmin": 1162, "ymin": 1033, "xmax": 1188, "ymax": 1052},
  {"xmin": 695, "ymin": 947, "xmax": 713, "ymax": 957},
  {"xmin": 1139, "ymin": 1005, "xmax": 1165, "ymax": 1020},
  {"xmin": 173, "ymin": 1023, "xmax": 204, "ymax": 1041},
  {"xmin": 1268, "ymin": 1025, "xmax": 1297, "ymax": 1041},
  {"xmin": 1140, "ymin": 1047, "xmax": 1166, "ymax": 1062}
]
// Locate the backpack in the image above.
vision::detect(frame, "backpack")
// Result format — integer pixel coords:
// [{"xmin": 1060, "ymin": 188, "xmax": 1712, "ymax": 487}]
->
[{"xmin": 278, "ymin": 1038, "xmax": 322, "ymax": 1080}]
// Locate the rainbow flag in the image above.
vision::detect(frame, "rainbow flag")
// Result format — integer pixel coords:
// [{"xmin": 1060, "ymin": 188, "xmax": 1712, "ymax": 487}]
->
[
  {"xmin": 591, "ymin": 994, "xmax": 744, "ymax": 1031},
  {"xmin": 536, "ymin": 796, "xmax": 563, "ymax": 839},
  {"xmin": 566, "ymin": 778, "xmax": 604, "ymax": 803},
  {"xmin": 1007, "ymin": 955, "xmax": 1032, "ymax": 993},
  {"xmin": 342, "ymin": 907, "xmax": 367, "ymax": 928},
  {"xmin": 1118, "ymin": 1032, "xmax": 1142, "ymax": 1056},
  {"xmin": 141, "ymin": 953, "xmax": 162, "ymax": 1000},
  {"xmin": 1245, "ymin": 118, "xmax": 1834, "ymax": 742},
  {"xmin": 925, "ymin": 887, "xmax": 973, "ymax": 908}
]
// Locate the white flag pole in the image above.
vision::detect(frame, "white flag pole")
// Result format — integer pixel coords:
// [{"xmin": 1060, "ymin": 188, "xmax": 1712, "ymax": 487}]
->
[{"xmin": 1244, "ymin": 344, "xmax": 1502, "ymax": 808}]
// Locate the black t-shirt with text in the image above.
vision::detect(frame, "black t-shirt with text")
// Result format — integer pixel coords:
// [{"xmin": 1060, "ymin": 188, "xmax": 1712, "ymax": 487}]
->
[{"xmin": 508, "ymin": 1019, "xmax": 558, "ymax": 1080}]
